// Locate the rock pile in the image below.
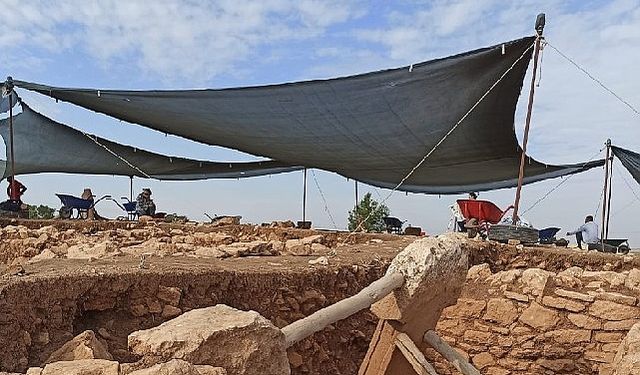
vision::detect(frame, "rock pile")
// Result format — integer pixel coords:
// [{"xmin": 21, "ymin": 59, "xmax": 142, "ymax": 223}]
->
[
  {"xmin": 428, "ymin": 264, "xmax": 640, "ymax": 374},
  {"xmin": 0, "ymin": 224, "xmax": 341, "ymax": 267}
]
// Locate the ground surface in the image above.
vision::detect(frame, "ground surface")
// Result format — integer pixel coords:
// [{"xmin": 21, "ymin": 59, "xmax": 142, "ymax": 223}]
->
[{"xmin": 1, "ymin": 218, "xmax": 640, "ymax": 374}]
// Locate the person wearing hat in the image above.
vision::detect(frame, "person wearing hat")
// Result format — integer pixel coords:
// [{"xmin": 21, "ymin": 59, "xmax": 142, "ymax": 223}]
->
[{"xmin": 136, "ymin": 188, "xmax": 156, "ymax": 217}]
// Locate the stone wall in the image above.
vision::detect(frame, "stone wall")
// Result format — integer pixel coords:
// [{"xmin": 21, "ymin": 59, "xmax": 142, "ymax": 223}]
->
[{"xmin": 427, "ymin": 264, "xmax": 640, "ymax": 374}]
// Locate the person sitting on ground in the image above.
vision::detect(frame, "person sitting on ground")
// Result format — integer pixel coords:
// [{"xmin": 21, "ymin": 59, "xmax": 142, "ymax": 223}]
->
[
  {"xmin": 566, "ymin": 215, "xmax": 612, "ymax": 251},
  {"xmin": 0, "ymin": 176, "xmax": 27, "ymax": 212},
  {"xmin": 80, "ymin": 188, "xmax": 104, "ymax": 220},
  {"xmin": 136, "ymin": 188, "xmax": 156, "ymax": 217}
]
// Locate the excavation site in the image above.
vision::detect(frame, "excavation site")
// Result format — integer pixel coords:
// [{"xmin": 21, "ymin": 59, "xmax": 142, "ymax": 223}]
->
[{"xmin": 1, "ymin": 218, "xmax": 639, "ymax": 375}]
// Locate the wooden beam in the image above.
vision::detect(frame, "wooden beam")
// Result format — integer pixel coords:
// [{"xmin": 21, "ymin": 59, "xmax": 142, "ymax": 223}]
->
[
  {"xmin": 282, "ymin": 272, "xmax": 405, "ymax": 347},
  {"xmin": 423, "ymin": 330, "xmax": 480, "ymax": 375}
]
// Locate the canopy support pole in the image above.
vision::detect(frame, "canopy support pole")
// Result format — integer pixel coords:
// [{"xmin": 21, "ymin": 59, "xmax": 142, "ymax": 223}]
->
[
  {"xmin": 6, "ymin": 77, "xmax": 16, "ymax": 184},
  {"xmin": 129, "ymin": 176, "xmax": 134, "ymax": 201},
  {"xmin": 602, "ymin": 139, "xmax": 612, "ymax": 241},
  {"xmin": 302, "ymin": 168, "xmax": 307, "ymax": 223},
  {"xmin": 512, "ymin": 14, "xmax": 545, "ymax": 225},
  {"xmin": 355, "ymin": 181, "xmax": 359, "ymax": 207},
  {"xmin": 606, "ymin": 150, "xmax": 614, "ymax": 239}
]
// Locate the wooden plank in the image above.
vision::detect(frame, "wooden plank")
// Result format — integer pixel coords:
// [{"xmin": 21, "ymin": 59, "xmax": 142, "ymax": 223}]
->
[{"xmin": 395, "ymin": 332, "xmax": 438, "ymax": 375}]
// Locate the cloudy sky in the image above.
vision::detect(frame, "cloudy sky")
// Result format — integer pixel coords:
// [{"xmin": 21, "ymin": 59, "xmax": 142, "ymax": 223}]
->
[{"xmin": 2, "ymin": 0, "xmax": 639, "ymax": 244}]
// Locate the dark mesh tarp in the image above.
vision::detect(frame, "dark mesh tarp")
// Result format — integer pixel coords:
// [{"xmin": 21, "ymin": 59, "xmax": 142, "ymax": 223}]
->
[
  {"xmin": 612, "ymin": 146, "xmax": 640, "ymax": 185},
  {"xmin": 0, "ymin": 104, "xmax": 301, "ymax": 179},
  {"xmin": 14, "ymin": 36, "xmax": 603, "ymax": 193}
]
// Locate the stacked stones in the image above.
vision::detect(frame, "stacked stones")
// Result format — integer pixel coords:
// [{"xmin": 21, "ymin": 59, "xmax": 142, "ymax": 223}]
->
[{"xmin": 427, "ymin": 264, "xmax": 640, "ymax": 374}]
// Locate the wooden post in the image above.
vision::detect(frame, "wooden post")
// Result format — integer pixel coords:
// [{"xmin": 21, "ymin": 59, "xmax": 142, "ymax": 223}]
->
[
  {"xmin": 424, "ymin": 330, "xmax": 480, "ymax": 375},
  {"xmin": 282, "ymin": 272, "xmax": 404, "ymax": 347},
  {"xmin": 512, "ymin": 14, "xmax": 545, "ymax": 225}
]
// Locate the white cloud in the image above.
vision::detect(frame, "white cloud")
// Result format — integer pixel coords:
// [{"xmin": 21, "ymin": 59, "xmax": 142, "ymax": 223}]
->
[{"xmin": 2, "ymin": 0, "xmax": 363, "ymax": 83}]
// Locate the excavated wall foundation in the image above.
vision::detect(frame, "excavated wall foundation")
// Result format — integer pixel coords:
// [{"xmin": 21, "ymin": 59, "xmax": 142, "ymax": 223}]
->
[{"xmin": 0, "ymin": 263, "xmax": 386, "ymax": 374}]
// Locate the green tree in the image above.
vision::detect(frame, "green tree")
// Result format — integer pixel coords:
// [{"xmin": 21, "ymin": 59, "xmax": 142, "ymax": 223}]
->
[
  {"xmin": 28, "ymin": 205, "xmax": 56, "ymax": 219},
  {"xmin": 348, "ymin": 193, "xmax": 390, "ymax": 232}
]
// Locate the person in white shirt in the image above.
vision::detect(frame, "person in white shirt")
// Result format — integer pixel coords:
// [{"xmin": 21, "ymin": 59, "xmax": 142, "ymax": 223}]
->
[{"xmin": 567, "ymin": 215, "xmax": 600, "ymax": 250}]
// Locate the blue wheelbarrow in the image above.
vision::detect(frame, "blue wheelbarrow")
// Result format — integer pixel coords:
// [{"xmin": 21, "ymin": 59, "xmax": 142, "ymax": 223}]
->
[
  {"xmin": 107, "ymin": 197, "xmax": 138, "ymax": 220},
  {"xmin": 539, "ymin": 227, "xmax": 561, "ymax": 244},
  {"xmin": 56, "ymin": 193, "xmax": 111, "ymax": 219}
]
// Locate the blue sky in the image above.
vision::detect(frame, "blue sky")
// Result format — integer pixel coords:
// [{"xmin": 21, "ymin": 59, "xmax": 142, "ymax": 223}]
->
[{"xmin": 2, "ymin": 0, "xmax": 640, "ymax": 244}]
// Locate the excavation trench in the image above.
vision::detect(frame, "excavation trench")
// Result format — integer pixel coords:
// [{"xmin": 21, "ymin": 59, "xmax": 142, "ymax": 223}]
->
[
  {"xmin": 0, "ymin": 260, "xmax": 388, "ymax": 374},
  {"xmin": 1, "ymin": 220, "xmax": 640, "ymax": 375}
]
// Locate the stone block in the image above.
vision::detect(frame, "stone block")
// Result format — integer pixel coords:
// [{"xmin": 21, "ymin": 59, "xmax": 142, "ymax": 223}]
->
[
  {"xmin": 567, "ymin": 313, "xmax": 601, "ymax": 329},
  {"xmin": 483, "ymin": 298, "xmax": 519, "ymax": 325},
  {"xmin": 128, "ymin": 304, "xmax": 290, "ymax": 375},
  {"xmin": 584, "ymin": 350, "xmax": 615, "ymax": 363},
  {"xmin": 624, "ymin": 268, "xmax": 640, "ymax": 291},
  {"xmin": 596, "ymin": 292, "xmax": 637, "ymax": 306},
  {"xmin": 128, "ymin": 359, "xmax": 226, "ymax": 374},
  {"xmin": 156, "ymin": 286, "xmax": 182, "ymax": 306},
  {"xmin": 471, "ymin": 352, "xmax": 495, "ymax": 369},
  {"xmin": 544, "ymin": 329, "xmax": 591, "ymax": 343},
  {"xmin": 595, "ymin": 332, "xmax": 624, "ymax": 343},
  {"xmin": 503, "ymin": 291, "xmax": 528, "ymax": 302},
  {"xmin": 45, "ymin": 330, "xmax": 113, "ymax": 363},
  {"xmin": 520, "ymin": 268, "xmax": 554, "ymax": 296},
  {"xmin": 611, "ymin": 322, "xmax": 640, "ymax": 374},
  {"xmin": 463, "ymin": 330, "xmax": 492, "ymax": 344},
  {"xmin": 519, "ymin": 302, "xmax": 559, "ymax": 329},
  {"xmin": 442, "ymin": 299, "xmax": 486, "ymax": 319},
  {"xmin": 542, "ymin": 296, "xmax": 585, "ymax": 312},
  {"xmin": 603, "ymin": 319, "xmax": 638, "ymax": 331},
  {"xmin": 589, "ymin": 300, "xmax": 640, "ymax": 321},
  {"xmin": 554, "ymin": 288, "xmax": 595, "ymax": 302},
  {"xmin": 41, "ymin": 359, "xmax": 119, "ymax": 375},
  {"xmin": 467, "ymin": 263, "xmax": 492, "ymax": 281}
]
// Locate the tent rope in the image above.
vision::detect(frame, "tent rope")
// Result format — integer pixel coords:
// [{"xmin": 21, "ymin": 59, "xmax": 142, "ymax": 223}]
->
[
  {"xmin": 546, "ymin": 41, "xmax": 640, "ymax": 118},
  {"xmin": 337, "ymin": 39, "xmax": 537, "ymax": 245},
  {"xmin": 521, "ymin": 146, "xmax": 604, "ymax": 215},
  {"xmin": 82, "ymin": 133, "xmax": 152, "ymax": 179},
  {"xmin": 310, "ymin": 169, "xmax": 339, "ymax": 230},
  {"xmin": 609, "ymin": 164, "xmax": 640, "ymax": 217}
]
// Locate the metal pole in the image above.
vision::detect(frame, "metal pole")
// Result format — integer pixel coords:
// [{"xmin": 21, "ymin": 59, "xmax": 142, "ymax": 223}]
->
[
  {"xmin": 6, "ymin": 77, "xmax": 16, "ymax": 184},
  {"xmin": 130, "ymin": 176, "xmax": 134, "ymax": 201},
  {"xmin": 512, "ymin": 14, "xmax": 545, "ymax": 225},
  {"xmin": 605, "ymin": 156, "xmax": 613, "ymax": 239},
  {"xmin": 601, "ymin": 139, "xmax": 611, "ymax": 242},
  {"xmin": 302, "ymin": 168, "xmax": 307, "ymax": 223},
  {"xmin": 355, "ymin": 181, "xmax": 359, "ymax": 207}
]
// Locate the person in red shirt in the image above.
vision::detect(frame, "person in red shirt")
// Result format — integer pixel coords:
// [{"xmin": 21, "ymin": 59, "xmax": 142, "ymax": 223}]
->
[
  {"xmin": 6, "ymin": 176, "xmax": 27, "ymax": 202},
  {"xmin": 0, "ymin": 176, "xmax": 27, "ymax": 213}
]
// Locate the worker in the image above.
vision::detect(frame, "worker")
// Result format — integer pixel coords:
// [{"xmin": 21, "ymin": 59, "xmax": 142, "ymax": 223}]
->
[
  {"xmin": 80, "ymin": 188, "xmax": 104, "ymax": 220},
  {"xmin": 7, "ymin": 176, "xmax": 26, "ymax": 203},
  {"xmin": 468, "ymin": 192, "xmax": 478, "ymax": 200},
  {"xmin": 566, "ymin": 215, "xmax": 610, "ymax": 251},
  {"xmin": 0, "ymin": 176, "xmax": 27, "ymax": 212},
  {"xmin": 135, "ymin": 188, "xmax": 156, "ymax": 217}
]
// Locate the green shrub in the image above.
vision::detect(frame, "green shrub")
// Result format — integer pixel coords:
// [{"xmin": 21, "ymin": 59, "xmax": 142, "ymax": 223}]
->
[{"xmin": 347, "ymin": 193, "xmax": 390, "ymax": 232}]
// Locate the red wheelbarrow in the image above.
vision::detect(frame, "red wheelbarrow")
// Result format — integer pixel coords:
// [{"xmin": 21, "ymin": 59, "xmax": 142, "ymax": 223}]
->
[{"xmin": 456, "ymin": 199, "xmax": 514, "ymax": 238}]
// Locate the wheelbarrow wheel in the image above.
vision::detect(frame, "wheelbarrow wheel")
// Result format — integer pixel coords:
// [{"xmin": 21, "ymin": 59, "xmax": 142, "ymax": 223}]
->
[
  {"xmin": 59, "ymin": 206, "xmax": 72, "ymax": 219},
  {"xmin": 619, "ymin": 245, "xmax": 630, "ymax": 255}
]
